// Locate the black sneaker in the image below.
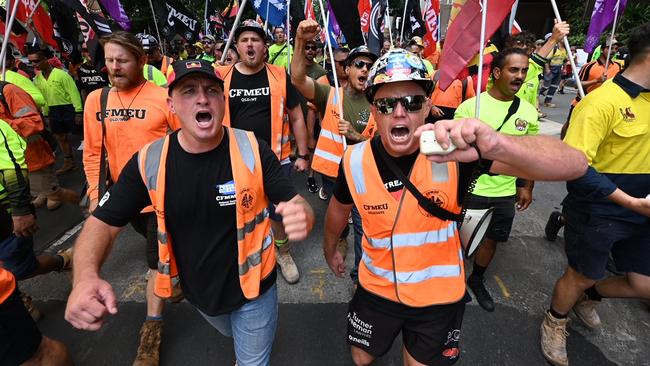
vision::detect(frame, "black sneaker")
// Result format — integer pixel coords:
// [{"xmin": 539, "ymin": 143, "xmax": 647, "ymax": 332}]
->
[
  {"xmin": 307, "ymin": 177, "xmax": 318, "ymax": 194},
  {"xmin": 468, "ymin": 276, "xmax": 495, "ymax": 312},
  {"xmin": 545, "ymin": 211, "xmax": 564, "ymax": 241}
]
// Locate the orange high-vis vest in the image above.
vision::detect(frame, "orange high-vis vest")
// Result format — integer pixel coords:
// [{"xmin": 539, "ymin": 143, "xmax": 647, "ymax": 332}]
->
[
  {"xmin": 137, "ymin": 128, "xmax": 275, "ymax": 299},
  {"xmin": 0, "ymin": 267, "xmax": 16, "ymax": 304},
  {"xmin": 343, "ymin": 141, "xmax": 466, "ymax": 307},
  {"xmin": 312, "ymin": 88, "xmax": 376, "ymax": 179},
  {"xmin": 160, "ymin": 56, "xmax": 174, "ymax": 76},
  {"xmin": 216, "ymin": 64, "xmax": 291, "ymax": 162}
]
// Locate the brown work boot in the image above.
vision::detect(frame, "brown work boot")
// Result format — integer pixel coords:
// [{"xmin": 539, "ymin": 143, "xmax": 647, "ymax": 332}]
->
[
  {"xmin": 573, "ymin": 294, "xmax": 601, "ymax": 329},
  {"xmin": 540, "ymin": 311, "xmax": 569, "ymax": 366},
  {"xmin": 57, "ymin": 246, "xmax": 74, "ymax": 271},
  {"xmin": 32, "ymin": 194, "xmax": 47, "ymax": 208},
  {"xmin": 276, "ymin": 245, "xmax": 299, "ymax": 284},
  {"xmin": 55, "ymin": 157, "xmax": 76, "ymax": 175},
  {"xmin": 133, "ymin": 319, "xmax": 163, "ymax": 366},
  {"xmin": 20, "ymin": 292, "xmax": 42, "ymax": 322}
]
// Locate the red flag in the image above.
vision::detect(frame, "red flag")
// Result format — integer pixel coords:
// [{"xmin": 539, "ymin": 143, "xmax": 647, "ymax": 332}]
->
[
  {"xmin": 358, "ymin": 0, "xmax": 371, "ymax": 33},
  {"xmin": 305, "ymin": 0, "xmax": 316, "ymax": 21},
  {"xmin": 438, "ymin": 0, "xmax": 515, "ymax": 91},
  {"xmin": 422, "ymin": 0, "xmax": 439, "ymax": 58},
  {"xmin": 11, "ymin": 0, "xmax": 59, "ymax": 50},
  {"xmin": 229, "ymin": 0, "xmax": 239, "ymax": 18},
  {"xmin": 0, "ymin": 7, "xmax": 28, "ymax": 52}
]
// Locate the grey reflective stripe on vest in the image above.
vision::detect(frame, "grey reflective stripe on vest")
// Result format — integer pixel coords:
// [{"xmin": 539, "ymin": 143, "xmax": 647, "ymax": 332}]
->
[
  {"xmin": 237, "ymin": 207, "xmax": 269, "ymax": 241},
  {"xmin": 431, "ymin": 162, "xmax": 449, "ymax": 182},
  {"xmin": 139, "ymin": 138, "xmax": 165, "ymax": 190},
  {"xmin": 349, "ymin": 142, "xmax": 367, "ymax": 194},
  {"xmin": 366, "ymin": 221, "xmax": 456, "ymax": 249},
  {"xmin": 232, "ymin": 128, "xmax": 255, "ymax": 174},
  {"xmin": 13, "ymin": 106, "xmax": 33, "ymax": 117},
  {"xmin": 157, "ymin": 230, "xmax": 167, "ymax": 244},
  {"xmin": 281, "ymin": 135, "xmax": 290, "ymax": 145},
  {"xmin": 362, "ymin": 249, "xmax": 463, "ymax": 284},
  {"xmin": 319, "ymin": 128, "xmax": 343, "ymax": 144},
  {"xmin": 158, "ymin": 261, "xmax": 170, "ymax": 275},
  {"xmin": 313, "ymin": 148, "xmax": 341, "ymax": 164},
  {"xmin": 238, "ymin": 233, "xmax": 273, "ymax": 276},
  {"xmin": 147, "ymin": 65, "xmax": 153, "ymax": 81}
]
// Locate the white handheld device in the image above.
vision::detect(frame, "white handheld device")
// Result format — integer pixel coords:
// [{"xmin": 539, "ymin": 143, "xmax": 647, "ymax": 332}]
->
[{"xmin": 420, "ymin": 130, "xmax": 457, "ymax": 155}]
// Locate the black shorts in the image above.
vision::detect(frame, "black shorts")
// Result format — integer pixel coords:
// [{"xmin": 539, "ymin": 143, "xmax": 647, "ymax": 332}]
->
[
  {"xmin": 465, "ymin": 194, "xmax": 516, "ymax": 242},
  {"xmin": 130, "ymin": 212, "xmax": 159, "ymax": 270},
  {"xmin": 347, "ymin": 287, "xmax": 466, "ymax": 365},
  {"xmin": 563, "ymin": 206, "xmax": 650, "ymax": 280},
  {"xmin": 48, "ymin": 105, "xmax": 76, "ymax": 134},
  {"xmin": 0, "ymin": 288, "xmax": 42, "ymax": 365}
]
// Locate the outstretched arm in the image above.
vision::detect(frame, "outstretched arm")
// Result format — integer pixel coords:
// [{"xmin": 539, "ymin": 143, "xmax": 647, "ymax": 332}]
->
[{"xmin": 290, "ymin": 20, "xmax": 321, "ymax": 101}]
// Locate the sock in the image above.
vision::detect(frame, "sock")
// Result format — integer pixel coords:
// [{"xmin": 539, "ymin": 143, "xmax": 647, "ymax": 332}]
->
[
  {"xmin": 55, "ymin": 255, "xmax": 65, "ymax": 270},
  {"xmin": 275, "ymin": 238, "xmax": 289, "ymax": 248},
  {"xmin": 146, "ymin": 315, "xmax": 163, "ymax": 321},
  {"xmin": 549, "ymin": 307, "xmax": 568, "ymax": 319},
  {"xmin": 471, "ymin": 263, "xmax": 487, "ymax": 279},
  {"xmin": 585, "ymin": 285, "xmax": 603, "ymax": 302}
]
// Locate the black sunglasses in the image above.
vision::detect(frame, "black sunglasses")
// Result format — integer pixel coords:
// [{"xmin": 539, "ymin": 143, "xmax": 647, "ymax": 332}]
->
[
  {"xmin": 373, "ymin": 95, "xmax": 427, "ymax": 115},
  {"xmin": 305, "ymin": 45, "xmax": 317, "ymax": 51},
  {"xmin": 352, "ymin": 60, "xmax": 373, "ymax": 70}
]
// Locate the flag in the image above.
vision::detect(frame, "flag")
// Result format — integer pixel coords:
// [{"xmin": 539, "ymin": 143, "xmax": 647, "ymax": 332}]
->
[
  {"xmin": 325, "ymin": 2, "xmax": 342, "ymax": 48},
  {"xmin": 49, "ymin": 0, "xmax": 82, "ymax": 60},
  {"xmin": 222, "ymin": 0, "xmax": 239, "ymax": 18},
  {"xmin": 330, "ymin": 0, "xmax": 365, "ymax": 48},
  {"xmin": 206, "ymin": 0, "xmax": 226, "ymax": 37},
  {"xmin": 448, "ymin": 0, "xmax": 467, "ymax": 28},
  {"xmin": 368, "ymin": 0, "xmax": 388, "ymax": 55},
  {"xmin": 422, "ymin": 0, "xmax": 439, "ymax": 58},
  {"xmin": 161, "ymin": 0, "xmax": 201, "ymax": 42},
  {"xmin": 99, "ymin": 0, "xmax": 131, "ymax": 30},
  {"xmin": 358, "ymin": 0, "xmax": 371, "ymax": 33},
  {"xmin": 438, "ymin": 0, "xmax": 516, "ymax": 91},
  {"xmin": 305, "ymin": 0, "xmax": 316, "ymax": 21},
  {"xmin": 403, "ymin": 0, "xmax": 426, "ymax": 40},
  {"xmin": 584, "ymin": 0, "xmax": 628, "ymax": 53},
  {"xmin": 289, "ymin": 0, "xmax": 305, "ymax": 37},
  {"xmin": 252, "ymin": 0, "xmax": 287, "ymax": 27},
  {"xmin": 11, "ymin": 0, "xmax": 59, "ymax": 50},
  {"xmin": 490, "ymin": 1, "xmax": 519, "ymax": 51},
  {"xmin": 0, "ymin": 6, "xmax": 28, "ymax": 52}
]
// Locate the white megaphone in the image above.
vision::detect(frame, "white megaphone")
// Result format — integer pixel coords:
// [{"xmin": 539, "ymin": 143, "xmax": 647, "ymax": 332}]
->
[{"xmin": 459, "ymin": 207, "xmax": 494, "ymax": 258}]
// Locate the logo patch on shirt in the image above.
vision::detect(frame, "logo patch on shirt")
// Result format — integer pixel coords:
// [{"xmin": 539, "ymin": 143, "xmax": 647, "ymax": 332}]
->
[
  {"xmin": 98, "ymin": 192, "xmax": 110, "ymax": 207},
  {"xmin": 418, "ymin": 189, "xmax": 449, "ymax": 217},
  {"xmin": 239, "ymin": 188, "xmax": 256, "ymax": 211},
  {"xmin": 514, "ymin": 118, "xmax": 528, "ymax": 131},
  {"xmin": 619, "ymin": 107, "xmax": 636, "ymax": 122},
  {"xmin": 216, "ymin": 180, "xmax": 236, "ymax": 207}
]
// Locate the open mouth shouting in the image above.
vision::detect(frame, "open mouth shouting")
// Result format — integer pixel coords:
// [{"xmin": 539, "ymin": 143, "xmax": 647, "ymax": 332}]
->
[
  {"xmin": 390, "ymin": 124, "xmax": 411, "ymax": 143},
  {"xmin": 195, "ymin": 110, "xmax": 213, "ymax": 128}
]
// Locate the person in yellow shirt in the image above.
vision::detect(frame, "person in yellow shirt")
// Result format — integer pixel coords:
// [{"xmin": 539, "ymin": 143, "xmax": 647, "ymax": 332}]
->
[{"xmin": 538, "ymin": 34, "xmax": 568, "ymax": 108}]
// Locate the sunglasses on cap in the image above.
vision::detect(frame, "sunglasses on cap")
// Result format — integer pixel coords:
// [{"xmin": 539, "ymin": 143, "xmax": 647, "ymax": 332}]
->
[
  {"xmin": 352, "ymin": 60, "xmax": 373, "ymax": 70},
  {"xmin": 373, "ymin": 95, "xmax": 427, "ymax": 115}
]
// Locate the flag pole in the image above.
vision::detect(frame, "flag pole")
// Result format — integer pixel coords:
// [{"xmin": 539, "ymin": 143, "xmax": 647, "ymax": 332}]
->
[
  {"xmin": 287, "ymin": 0, "xmax": 292, "ymax": 74},
  {"xmin": 603, "ymin": 0, "xmax": 620, "ymax": 73},
  {"xmin": 220, "ymin": 0, "xmax": 248, "ymax": 64},
  {"xmin": 474, "ymin": 0, "xmax": 488, "ymax": 117},
  {"xmin": 264, "ymin": 1, "xmax": 270, "ymax": 32},
  {"xmin": 550, "ymin": 0, "xmax": 585, "ymax": 98},
  {"xmin": 400, "ymin": 0, "xmax": 409, "ymax": 44},
  {"xmin": 322, "ymin": 10, "xmax": 330, "ymax": 67},
  {"xmin": 1, "ymin": 0, "xmax": 21, "ymax": 80},
  {"xmin": 147, "ymin": 0, "xmax": 166, "ymax": 55},
  {"xmin": 386, "ymin": 7, "xmax": 393, "ymax": 46},
  {"xmin": 204, "ymin": 0, "xmax": 210, "ymax": 36},
  {"xmin": 317, "ymin": 0, "xmax": 346, "ymax": 150}
]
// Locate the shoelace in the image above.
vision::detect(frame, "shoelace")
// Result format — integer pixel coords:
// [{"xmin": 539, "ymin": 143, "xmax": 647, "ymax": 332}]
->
[{"xmin": 138, "ymin": 324, "xmax": 162, "ymax": 357}]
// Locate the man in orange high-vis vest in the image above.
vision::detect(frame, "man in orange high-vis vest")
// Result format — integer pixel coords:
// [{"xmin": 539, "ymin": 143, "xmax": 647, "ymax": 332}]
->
[
  {"xmin": 292, "ymin": 20, "xmax": 378, "ymax": 286},
  {"xmin": 66, "ymin": 59, "xmax": 314, "ymax": 366},
  {"xmin": 0, "ymin": 266, "xmax": 73, "ymax": 365},
  {"xmin": 215, "ymin": 19, "xmax": 310, "ymax": 285},
  {"xmin": 323, "ymin": 49, "xmax": 588, "ymax": 366}
]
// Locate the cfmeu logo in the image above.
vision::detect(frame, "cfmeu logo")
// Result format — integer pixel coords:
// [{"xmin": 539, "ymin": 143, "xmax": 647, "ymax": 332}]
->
[
  {"xmin": 363, "ymin": 203, "xmax": 388, "ymax": 215},
  {"xmin": 418, "ymin": 189, "xmax": 449, "ymax": 217}
]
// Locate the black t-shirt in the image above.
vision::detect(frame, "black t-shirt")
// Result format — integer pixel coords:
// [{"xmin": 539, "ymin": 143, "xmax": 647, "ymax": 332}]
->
[
  {"xmin": 228, "ymin": 66, "xmax": 301, "ymax": 147},
  {"xmin": 93, "ymin": 130, "xmax": 297, "ymax": 315},
  {"xmin": 333, "ymin": 136, "xmax": 492, "ymax": 207},
  {"xmin": 150, "ymin": 59, "xmax": 163, "ymax": 71},
  {"xmin": 77, "ymin": 63, "xmax": 109, "ymax": 95}
]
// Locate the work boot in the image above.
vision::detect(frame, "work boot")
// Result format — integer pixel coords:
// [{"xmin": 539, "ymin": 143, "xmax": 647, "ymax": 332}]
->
[
  {"xmin": 545, "ymin": 211, "xmax": 564, "ymax": 241},
  {"xmin": 133, "ymin": 319, "xmax": 163, "ymax": 366},
  {"xmin": 336, "ymin": 238, "xmax": 348, "ymax": 257},
  {"xmin": 572, "ymin": 294, "xmax": 601, "ymax": 329},
  {"xmin": 20, "ymin": 292, "xmax": 42, "ymax": 322},
  {"xmin": 55, "ymin": 157, "xmax": 76, "ymax": 175},
  {"xmin": 307, "ymin": 176, "xmax": 318, "ymax": 194},
  {"xmin": 276, "ymin": 246, "xmax": 299, "ymax": 284},
  {"xmin": 540, "ymin": 311, "xmax": 569, "ymax": 366},
  {"xmin": 467, "ymin": 275, "xmax": 495, "ymax": 312},
  {"xmin": 57, "ymin": 246, "xmax": 74, "ymax": 271},
  {"xmin": 32, "ymin": 194, "xmax": 47, "ymax": 209},
  {"xmin": 544, "ymin": 102, "xmax": 557, "ymax": 108}
]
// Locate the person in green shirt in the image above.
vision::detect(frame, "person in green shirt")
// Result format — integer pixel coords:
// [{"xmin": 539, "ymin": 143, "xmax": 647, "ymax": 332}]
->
[
  {"xmin": 455, "ymin": 48, "xmax": 539, "ymax": 312},
  {"xmin": 268, "ymin": 27, "xmax": 293, "ymax": 69},
  {"xmin": 142, "ymin": 64, "xmax": 167, "ymax": 87},
  {"xmin": 1, "ymin": 53, "xmax": 46, "ymax": 110},
  {"xmin": 28, "ymin": 48, "xmax": 83, "ymax": 175},
  {"xmin": 198, "ymin": 35, "xmax": 217, "ymax": 63}
]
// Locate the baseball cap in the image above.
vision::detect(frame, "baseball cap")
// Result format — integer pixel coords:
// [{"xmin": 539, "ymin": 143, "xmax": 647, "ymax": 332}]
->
[
  {"xmin": 409, "ymin": 36, "xmax": 424, "ymax": 48},
  {"xmin": 234, "ymin": 19, "xmax": 267, "ymax": 41},
  {"xmin": 167, "ymin": 59, "xmax": 224, "ymax": 93},
  {"xmin": 345, "ymin": 45, "xmax": 378, "ymax": 66},
  {"xmin": 137, "ymin": 33, "xmax": 159, "ymax": 50}
]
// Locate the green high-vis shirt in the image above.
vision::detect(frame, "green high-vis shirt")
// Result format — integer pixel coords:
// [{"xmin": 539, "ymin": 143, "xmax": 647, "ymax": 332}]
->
[
  {"xmin": 0, "ymin": 119, "xmax": 30, "ymax": 216},
  {"xmin": 455, "ymin": 92, "xmax": 539, "ymax": 197},
  {"xmin": 33, "ymin": 68, "xmax": 83, "ymax": 116},
  {"xmin": 144, "ymin": 65, "xmax": 168, "ymax": 87},
  {"xmin": 268, "ymin": 43, "xmax": 293, "ymax": 69},
  {"xmin": 0, "ymin": 70, "xmax": 46, "ymax": 110}
]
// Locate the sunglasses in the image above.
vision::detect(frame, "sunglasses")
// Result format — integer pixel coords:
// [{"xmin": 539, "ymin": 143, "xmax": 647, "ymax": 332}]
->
[
  {"xmin": 373, "ymin": 95, "xmax": 427, "ymax": 115},
  {"xmin": 203, "ymin": 40, "xmax": 214, "ymax": 44},
  {"xmin": 352, "ymin": 60, "xmax": 373, "ymax": 70},
  {"xmin": 305, "ymin": 45, "xmax": 317, "ymax": 51}
]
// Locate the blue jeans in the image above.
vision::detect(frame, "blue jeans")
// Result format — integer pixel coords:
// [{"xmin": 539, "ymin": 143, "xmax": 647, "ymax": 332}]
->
[
  {"xmin": 542, "ymin": 65, "xmax": 563, "ymax": 103},
  {"xmin": 349, "ymin": 206, "xmax": 363, "ymax": 283},
  {"xmin": 198, "ymin": 284, "xmax": 278, "ymax": 366}
]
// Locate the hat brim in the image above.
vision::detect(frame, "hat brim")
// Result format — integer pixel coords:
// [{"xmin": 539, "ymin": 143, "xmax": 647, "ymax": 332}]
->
[
  {"xmin": 168, "ymin": 70, "xmax": 224, "ymax": 94},
  {"xmin": 235, "ymin": 26, "xmax": 266, "ymax": 41},
  {"xmin": 346, "ymin": 52, "xmax": 378, "ymax": 65}
]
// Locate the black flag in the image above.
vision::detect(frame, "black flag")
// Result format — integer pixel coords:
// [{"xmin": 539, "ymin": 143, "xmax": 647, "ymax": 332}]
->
[
  {"xmin": 49, "ymin": 0, "xmax": 82, "ymax": 61},
  {"xmin": 368, "ymin": 0, "xmax": 388, "ymax": 55},
  {"xmin": 161, "ymin": 0, "xmax": 201, "ymax": 42},
  {"xmin": 289, "ymin": 0, "xmax": 305, "ymax": 38},
  {"xmin": 329, "ymin": 0, "xmax": 365, "ymax": 49},
  {"xmin": 205, "ymin": 0, "xmax": 226, "ymax": 38},
  {"xmin": 404, "ymin": 0, "xmax": 426, "ymax": 40}
]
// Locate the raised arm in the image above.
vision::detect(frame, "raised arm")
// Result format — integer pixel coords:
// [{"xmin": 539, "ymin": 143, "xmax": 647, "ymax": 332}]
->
[{"xmin": 290, "ymin": 20, "xmax": 321, "ymax": 101}]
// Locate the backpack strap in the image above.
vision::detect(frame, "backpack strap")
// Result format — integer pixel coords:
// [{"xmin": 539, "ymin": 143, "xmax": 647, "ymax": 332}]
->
[{"xmin": 98, "ymin": 87, "xmax": 112, "ymax": 197}]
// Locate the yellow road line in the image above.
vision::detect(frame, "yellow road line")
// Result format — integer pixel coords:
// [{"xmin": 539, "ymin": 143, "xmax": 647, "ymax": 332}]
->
[{"xmin": 493, "ymin": 275, "xmax": 511, "ymax": 299}]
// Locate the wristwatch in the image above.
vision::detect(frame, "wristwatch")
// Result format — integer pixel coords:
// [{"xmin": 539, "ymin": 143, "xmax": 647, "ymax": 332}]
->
[{"xmin": 296, "ymin": 153, "xmax": 310, "ymax": 161}]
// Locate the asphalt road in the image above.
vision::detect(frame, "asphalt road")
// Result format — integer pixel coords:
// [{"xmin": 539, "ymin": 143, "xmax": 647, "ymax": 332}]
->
[{"xmin": 18, "ymin": 89, "xmax": 650, "ymax": 366}]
